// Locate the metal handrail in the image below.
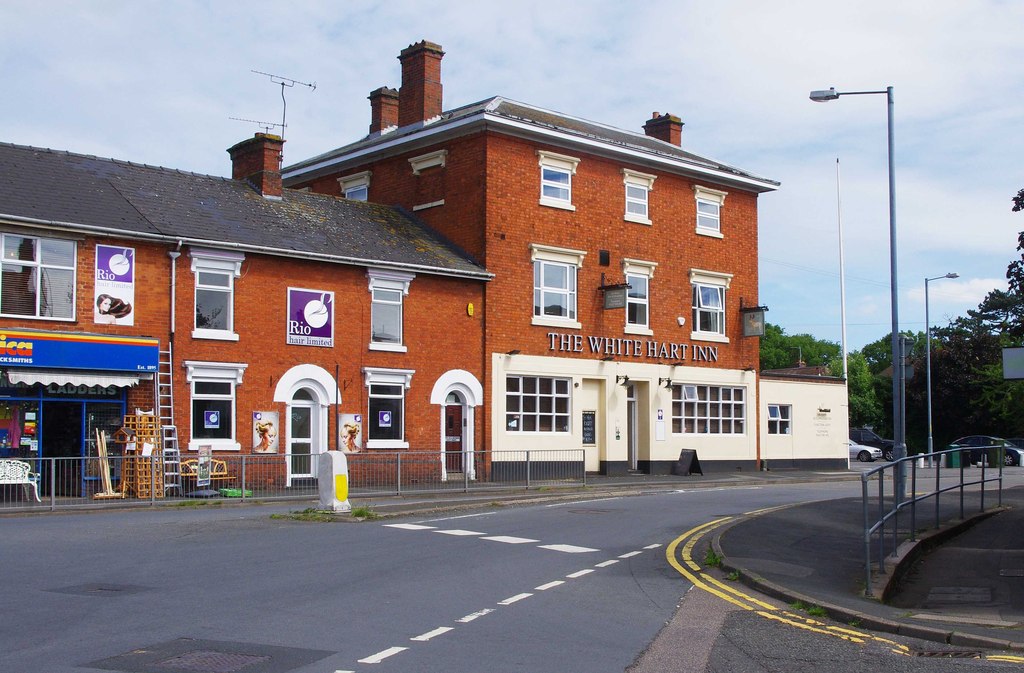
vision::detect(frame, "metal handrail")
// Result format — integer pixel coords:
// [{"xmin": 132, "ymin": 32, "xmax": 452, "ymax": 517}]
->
[{"xmin": 860, "ymin": 445, "xmax": 1004, "ymax": 596}]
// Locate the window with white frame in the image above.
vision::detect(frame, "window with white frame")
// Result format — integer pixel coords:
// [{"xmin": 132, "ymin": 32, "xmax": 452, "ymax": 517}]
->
[
  {"xmin": 367, "ymin": 269, "xmax": 413, "ymax": 352},
  {"xmin": 537, "ymin": 150, "xmax": 580, "ymax": 210},
  {"xmin": 184, "ymin": 361, "xmax": 247, "ymax": 451},
  {"xmin": 190, "ymin": 248, "xmax": 243, "ymax": 340},
  {"xmin": 690, "ymin": 269, "xmax": 732, "ymax": 342},
  {"xmin": 671, "ymin": 383, "xmax": 745, "ymax": 435},
  {"xmin": 767, "ymin": 404, "xmax": 791, "ymax": 435},
  {"xmin": 363, "ymin": 367, "xmax": 413, "ymax": 449},
  {"xmin": 623, "ymin": 169, "xmax": 656, "ymax": 224},
  {"xmin": 530, "ymin": 243, "xmax": 585, "ymax": 328},
  {"xmin": 694, "ymin": 185, "xmax": 728, "ymax": 236},
  {"xmin": 338, "ymin": 171, "xmax": 371, "ymax": 201},
  {"xmin": 506, "ymin": 375, "xmax": 571, "ymax": 433},
  {"xmin": 622, "ymin": 258, "xmax": 656, "ymax": 335},
  {"xmin": 0, "ymin": 233, "xmax": 76, "ymax": 319}
]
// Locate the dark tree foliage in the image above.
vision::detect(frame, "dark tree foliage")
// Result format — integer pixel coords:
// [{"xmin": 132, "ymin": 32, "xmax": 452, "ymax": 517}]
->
[
  {"xmin": 758, "ymin": 323, "xmax": 840, "ymax": 371},
  {"xmin": 1007, "ymin": 188, "xmax": 1024, "ymax": 294}
]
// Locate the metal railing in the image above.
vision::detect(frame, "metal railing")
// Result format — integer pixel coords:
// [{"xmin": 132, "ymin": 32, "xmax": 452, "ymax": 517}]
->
[
  {"xmin": 0, "ymin": 449, "xmax": 586, "ymax": 512},
  {"xmin": 861, "ymin": 446, "xmax": 1004, "ymax": 596}
]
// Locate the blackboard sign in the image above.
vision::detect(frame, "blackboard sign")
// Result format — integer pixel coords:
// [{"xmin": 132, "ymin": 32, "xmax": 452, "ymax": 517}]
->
[
  {"xmin": 582, "ymin": 411, "xmax": 596, "ymax": 445},
  {"xmin": 603, "ymin": 287, "xmax": 626, "ymax": 309}
]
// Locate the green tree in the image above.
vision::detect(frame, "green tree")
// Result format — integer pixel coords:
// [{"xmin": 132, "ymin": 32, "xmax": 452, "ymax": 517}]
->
[{"xmin": 759, "ymin": 323, "xmax": 840, "ymax": 370}]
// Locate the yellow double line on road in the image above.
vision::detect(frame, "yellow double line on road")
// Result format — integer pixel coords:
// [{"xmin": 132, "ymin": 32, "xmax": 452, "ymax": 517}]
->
[
  {"xmin": 666, "ymin": 508, "xmax": 910, "ymax": 655},
  {"xmin": 668, "ymin": 507, "xmax": 1024, "ymax": 663}
]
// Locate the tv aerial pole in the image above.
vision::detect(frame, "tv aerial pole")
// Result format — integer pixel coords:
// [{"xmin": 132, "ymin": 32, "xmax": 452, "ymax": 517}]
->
[{"xmin": 250, "ymin": 69, "xmax": 317, "ymax": 144}]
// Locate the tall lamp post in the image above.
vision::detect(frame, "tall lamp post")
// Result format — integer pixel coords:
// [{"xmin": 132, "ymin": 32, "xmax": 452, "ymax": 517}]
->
[
  {"xmin": 809, "ymin": 86, "xmax": 905, "ymax": 496},
  {"xmin": 926, "ymin": 273, "xmax": 958, "ymax": 466}
]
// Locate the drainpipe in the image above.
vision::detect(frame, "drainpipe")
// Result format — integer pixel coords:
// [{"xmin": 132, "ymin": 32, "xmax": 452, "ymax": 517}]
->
[{"xmin": 168, "ymin": 241, "xmax": 182, "ymax": 344}]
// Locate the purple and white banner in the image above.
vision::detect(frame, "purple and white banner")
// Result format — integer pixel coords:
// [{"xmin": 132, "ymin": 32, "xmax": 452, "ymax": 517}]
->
[
  {"xmin": 287, "ymin": 288, "xmax": 334, "ymax": 347},
  {"xmin": 94, "ymin": 245, "xmax": 136, "ymax": 326}
]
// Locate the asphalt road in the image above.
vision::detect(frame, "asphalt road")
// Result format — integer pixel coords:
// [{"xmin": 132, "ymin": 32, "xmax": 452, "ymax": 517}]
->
[{"xmin": 4, "ymin": 480, "xmax": 1019, "ymax": 672}]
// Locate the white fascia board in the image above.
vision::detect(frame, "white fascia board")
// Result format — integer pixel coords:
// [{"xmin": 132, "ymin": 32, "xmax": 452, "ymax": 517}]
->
[{"xmin": 284, "ymin": 111, "xmax": 779, "ymax": 194}]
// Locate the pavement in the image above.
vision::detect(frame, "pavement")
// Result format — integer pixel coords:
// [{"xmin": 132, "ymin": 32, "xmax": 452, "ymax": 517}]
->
[{"xmin": 354, "ymin": 465, "xmax": 1024, "ymax": 652}]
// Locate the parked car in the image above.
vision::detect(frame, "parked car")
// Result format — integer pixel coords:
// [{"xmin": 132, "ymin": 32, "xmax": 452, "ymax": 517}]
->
[
  {"xmin": 849, "ymin": 440, "xmax": 884, "ymax": 463},
  {"xmin": 849, "ymin": 427, "xmax": 894, "ymax": 461},
  {"xmin": 945, "ymin": 435, "xmax": 1022, "ymax": 466}
]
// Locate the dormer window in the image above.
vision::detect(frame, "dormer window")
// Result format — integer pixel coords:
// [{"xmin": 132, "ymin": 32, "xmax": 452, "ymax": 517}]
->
[{"xmin": 339, "ymin": 171, "xmax": 372, "ymax": 201}]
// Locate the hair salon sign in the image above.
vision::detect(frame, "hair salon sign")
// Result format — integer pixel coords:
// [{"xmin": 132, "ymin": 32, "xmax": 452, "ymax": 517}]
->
[{"xmin": 287, "ymin": 288, "xmax": 334, "ymax": 347}]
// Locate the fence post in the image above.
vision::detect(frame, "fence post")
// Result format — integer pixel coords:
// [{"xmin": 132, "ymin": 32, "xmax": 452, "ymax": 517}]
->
[
  {"xmin": 396, "ymin": 453, "xmax": 402, "ymax": 496},
  {"xmin": 240, "ymin": 455, "xmax": 247, "ymax": 502},
  {"xmin": 49, "ymin": 457, "xmax": 56, "ymax": 512},
  {"xmin": 151, "ymin": 455, "xmax": 157, "ymax": 505},
  {"xmin": 464, "ymin": 455, "xmax": 470, "ymax": 493},
  {"xmin": 526, "ymin": 450, "xmax": 531, "ymax": 489},
  {"xmin": 862, "ymin": 475, "xmax": 872, "ymax": 597},
  {"xmin": 910, "ymin": 461, "xmax": 917, "ymax": 542}
]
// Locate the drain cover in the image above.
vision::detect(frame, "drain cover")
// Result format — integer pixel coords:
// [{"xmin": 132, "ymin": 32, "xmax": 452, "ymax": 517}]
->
[{"xmin": 158, "ymin": 650, "xmax": 269, "ymax": 672}]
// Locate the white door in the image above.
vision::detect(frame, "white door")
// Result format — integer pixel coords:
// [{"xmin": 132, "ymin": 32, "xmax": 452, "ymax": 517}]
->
[{"xmin": 287, "ymin": 388, "xmax": 320, "ymax": 484}]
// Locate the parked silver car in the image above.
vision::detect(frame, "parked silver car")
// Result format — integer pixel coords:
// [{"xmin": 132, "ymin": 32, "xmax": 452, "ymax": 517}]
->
[{"xmin": 850, "ymin": 440, "xmax": 883, "ymax": 463}]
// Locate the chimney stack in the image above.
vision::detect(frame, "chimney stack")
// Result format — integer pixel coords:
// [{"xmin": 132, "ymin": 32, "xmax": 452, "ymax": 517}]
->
[
  {"xmin": 228, "ymin": 133, "xmax": 284, "ymax": 199},
  {"xmin": 368, "ymin": 86, "xmax": 400, "ymax": 134},
  {"xmin": 398, "ymin": 40, "xmax": 445, "ymax": 127},
  {"xmin": 643, "ymin": 112, "xmax": 684, "ymax": 147}
]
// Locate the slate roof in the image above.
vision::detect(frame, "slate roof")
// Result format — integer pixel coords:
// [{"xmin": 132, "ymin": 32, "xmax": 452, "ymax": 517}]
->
[
  {"xmin": 285, "ymin": 96, "xmax": 778, "ymax": 191},
  {"xmin": 0, "ymin": 142, "xmax": 490, "ymax": 279}
]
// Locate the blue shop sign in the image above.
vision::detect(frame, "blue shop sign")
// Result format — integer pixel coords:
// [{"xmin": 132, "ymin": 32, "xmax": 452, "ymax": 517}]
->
[{"xmin": 0, "ymin": 329, "xmax": 159, "ymax": 372}]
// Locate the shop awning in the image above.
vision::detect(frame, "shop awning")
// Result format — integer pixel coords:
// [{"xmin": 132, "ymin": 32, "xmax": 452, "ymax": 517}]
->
[{"xmin": 7, "ymin": 369, "xmax": 148, "ymax": 388}]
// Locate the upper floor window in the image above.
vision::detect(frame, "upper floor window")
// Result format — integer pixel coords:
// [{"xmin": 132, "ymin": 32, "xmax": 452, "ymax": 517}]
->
[
  {"xmin": 0, "ymin": 233, "xmax": 75, "ymax": 319},
  {"xmin": 690, "ymin": 269, "xmax": 732, "ymax": 342},
  {"xmin": 368, "ymin": 269, "xmax": 414, "ymax": 352},
  {"xmin": 190, "ymin": 248, "xmax": 243, "ymax": 341},
  {"xmin": 623, "ymin": 169, "xmax": 656, "ymax": 225},
  {"xmin": 537, "ymin": 150, "xmax": 580, "ymax": 211},
  {"xmin": 530, "ymin": 243, "xmax": 585, "ymax": 329},
  {"xmin": 622, "ymin": 258, "xmax": 656, "ymax": 336},
  {"xmin": 694, "ymin": 185, "xmax": 728, "ymax": 237},
  {"xmin": 338, "ymin": 171, "xmax": 371, "ymax": 201},
  {"xmin": 767, "ymin": 404, "xmax": 792, "ymax": 435}
]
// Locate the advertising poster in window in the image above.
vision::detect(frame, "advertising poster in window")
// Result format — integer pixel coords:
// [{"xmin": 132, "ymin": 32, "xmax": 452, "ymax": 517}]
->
[
  {"xmin": 287, "ymin": 288, "xmax": 334, "ymax": 347},
  {"xmin": 338, "ymin": 413, "xmax": 363, "ymax": 453},
  {"xmin": 252, "ymin": 411, "xmax": 279, "ymax": 453},
  {"xmin": 197, "ymin": 445, "xmax": 212, "ymax": 488},
  {"xmin": 94, "ymin": 245, "xmax": 135, "ymax": 325}
]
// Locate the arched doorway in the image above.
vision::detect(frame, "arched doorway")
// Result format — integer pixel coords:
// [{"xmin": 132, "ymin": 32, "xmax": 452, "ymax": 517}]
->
[{"xmin": 430, "ymin": 370, "xmax": 483, "ymax": 481}]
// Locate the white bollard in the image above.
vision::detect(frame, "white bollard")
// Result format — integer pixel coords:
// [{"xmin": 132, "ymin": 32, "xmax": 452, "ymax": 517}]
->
[{"xmin": 317, "ymin": 450, "xmax": 352, "ymax": 512}]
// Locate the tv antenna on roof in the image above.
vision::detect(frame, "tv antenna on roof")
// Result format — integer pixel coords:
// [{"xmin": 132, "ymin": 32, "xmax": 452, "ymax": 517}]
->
[
  {"xmin": 250, "ymin": 69, "xmax": 317, "ymax": 143},
  {"xmin": 229, "ymin": 117, "xmax": 284, "ymax": 135}
]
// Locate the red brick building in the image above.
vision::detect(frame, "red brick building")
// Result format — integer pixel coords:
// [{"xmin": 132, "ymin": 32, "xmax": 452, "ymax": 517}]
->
[
  {"xmin": 282, "ymin": 41, "xmax": 850, "ymax": 473},
  {"xmin": 0, "ymin": 136, "xmax": 489, "ymax": 495}
]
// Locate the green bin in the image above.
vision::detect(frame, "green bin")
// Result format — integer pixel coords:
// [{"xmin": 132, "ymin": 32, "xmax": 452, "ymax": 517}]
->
[{"xmin": 946, "ymin": 449, "xmax": 961, "ymax": 468}]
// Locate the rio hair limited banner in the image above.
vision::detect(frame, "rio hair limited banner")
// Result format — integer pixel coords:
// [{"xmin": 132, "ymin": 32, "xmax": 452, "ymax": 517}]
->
[
  {"xmin": 287, "ymin": 288, "xmax": 334, "ymax": 347},
  {"xmin": 94, "ymin": 245, "xmax": 135, "ymax": 326}
]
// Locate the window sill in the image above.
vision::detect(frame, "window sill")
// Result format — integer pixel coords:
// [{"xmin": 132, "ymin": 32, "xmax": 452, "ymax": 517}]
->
[
  {"xmin": 690, "ymin": 331, "xmax": 730, "ymax": 344},
  {"xmin": 188, "ymin": 440, "xmax": 241, "ymax": 452},
  {"xmin": 624, "ymin": 214, "xmax": 652, "ymax": 226},
  {"xmin": 0, "ymin": 314, "xmax": 76, "ymax": 322},
  {"xmin": 532, "ymin": 316, "xmax": 582, "ymax": 329},
  {"xmin": 366, "ymin": 440, "xmax": 410, "ymax": 450},
  {"xmin": 696, "ymin": 227, "xmax": 724, "ymax": 239},
  {"xmin": 369, "ymin": 342, "xmax": 408, "ymax": 353},
  {"xmin": 624, "ymin": 324, "xmax": 653, "ymax": 336},
  {"xmin": 539, "ymin": 197, "xmax": 576, "ymax": 212},
  {"xmin": 192, "ymin": 329, "xmax": 240, "ymax": 342}
]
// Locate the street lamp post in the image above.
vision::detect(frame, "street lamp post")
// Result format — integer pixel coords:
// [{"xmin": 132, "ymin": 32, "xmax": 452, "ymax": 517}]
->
[
  {"xmin": 926, "ymin": 273, "xmax": 959, "ymax": 466},
  {"xmin": 810, "ymin": 86, "xmax": 905, "ymax": 497}
]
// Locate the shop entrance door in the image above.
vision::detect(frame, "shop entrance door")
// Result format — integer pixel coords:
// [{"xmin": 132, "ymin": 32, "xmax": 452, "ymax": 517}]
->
[
  {"xmin": 287, "ymin": 388, "xmax": 319, "ymax": 485},
  {"xmin": 41, "ymin": 402, "xmax": 82, "ymax": 496},
  {"xmin": 444, "ymin": 395, "xmax": 464, "ymax": 473},
  {"xmin": 626, "ymin": 384, "xmax": 638, "ymax": 471}
]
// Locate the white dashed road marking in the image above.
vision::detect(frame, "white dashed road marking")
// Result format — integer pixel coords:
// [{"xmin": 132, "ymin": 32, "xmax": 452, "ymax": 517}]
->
[
  {"xmin": 539, "ymin": 543, "xmax": 599, "ymax": 554},
  {"xmin": 457, "ymin": 608, "xmax": 494, "ymax": 623},
  {"xmin": 595, "ymin": 560, "xmax": 619, "ymax": 567},
  {"xmin": 498, "ymin": 593, "xmax": 533, "ymax": 605},
  {"xmin": 410, "ymin": 627, "xmax": 454, "ymax": 642},
  {"xmin": 618, "ymin": 551, "xmax": 642, "ymax": 558},
  {"xmin": 566, "ymin": 569, "xmax": 595, "ymax": 578},
  {"xmin": 482, "ymin": 535, "xmax": 540, "ymax": 544},
  {"xmin": 358, "ymin": 647, "xmax": 407, "ymax": 664},
  {"xmin": 435, "ymin": 529, "xmax": 484, "ymax": 536},
  {"xmin": 534, "ymin": 580, "xmax": 565, "ymax": 591},
  {"xmin": 384, "ymin": 523, "xmax": 436, "ymax": 530}
]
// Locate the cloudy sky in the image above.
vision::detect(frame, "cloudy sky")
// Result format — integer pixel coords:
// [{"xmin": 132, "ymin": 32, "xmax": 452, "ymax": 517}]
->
[{"xmin": 3, "ymin": 1, "xmax": 1021, "ymax": 356}]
